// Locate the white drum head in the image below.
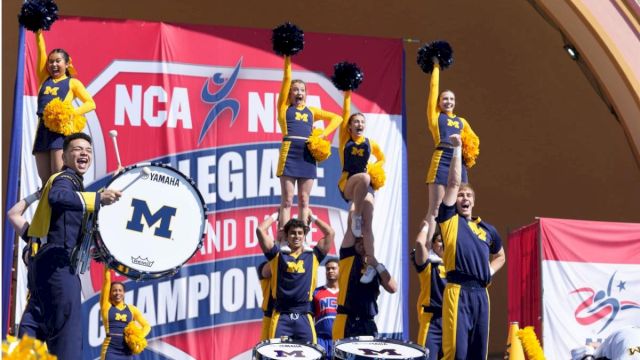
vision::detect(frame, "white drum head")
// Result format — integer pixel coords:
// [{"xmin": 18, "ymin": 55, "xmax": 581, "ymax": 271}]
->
[
  {"xmin": 334, "ymin": 337, "xmax": 427, "ymax": 359},
  {"xmin": 254, "ymin": 339, "xmax": 324, "ymax": 360},
  {"xmin": 97, "ymin": 164, "xmax": 205, "ymax": 278}
]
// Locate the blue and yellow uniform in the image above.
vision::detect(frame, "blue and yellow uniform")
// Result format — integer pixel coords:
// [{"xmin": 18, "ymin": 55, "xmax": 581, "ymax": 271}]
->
[
  {"xmin": 436, "ymin": 202, "xmax": 503, "ymax": 360},
  {"xmin": 413, "ymin": 250, "xmax": 446, "ymax": 360},
  {"xmin": 33, "ymin": 30, "xmax": 95, "ymax": 153},
  {"xmin": 425, "ymin": 63, "xmax": 476, "ymax": 185},
  {"xmin": 276, "ymin": 56, "xmax": 341, "ymax": 179},
  {"xmin": 28, "ymin": 167, "xmax": 100, "ymax": 359},
  {"xmin": 18, "ymin": 229, "xmax": 45, "ymax": 342},
  {"xmin": 258, "ymin": 261, "xmax": 275, "ymax": 341},
  {"xmin": 332, "ymin": 246, "xmax": 381, "ymax": 340},
  {"xmin": 265, "ymin": 245, "xmax": 326, "ymax": 342},
  {"xmin": 100, "ymin": 268, "xmax": 150, "ymax": 360},
  {"xmin": 338, "ymin": 91, "xmax": 384, "ymax": 199}
]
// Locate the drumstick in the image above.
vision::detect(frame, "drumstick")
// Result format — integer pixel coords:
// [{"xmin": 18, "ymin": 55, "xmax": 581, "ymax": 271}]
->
[
  {"xmin": 109, "ymin": 130, "xmax": 122, "ymax": 169},
  {"xmin": 119, "ymin": 166, "xmax": 152, "ymax": 193}
]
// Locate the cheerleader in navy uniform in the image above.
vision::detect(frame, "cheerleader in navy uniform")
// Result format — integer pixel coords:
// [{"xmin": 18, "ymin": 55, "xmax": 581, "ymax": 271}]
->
[
  {"xmin": 100, "ymin": 268, "xmax": 150, "ymax": 359},
  {"xmin": 418, "ymin": 41, "xmax": 479, "ymax": 251},
  {"xmin": 338, "ymin": 89, "xmax": 385, "ymax": 284},
  {"xmin": 32, "ymin": 29, "xmax": 96, "ymax": 186},
  {"xmin": 276, "ymin": 55, "xmax": 341, "ymax": 249}
]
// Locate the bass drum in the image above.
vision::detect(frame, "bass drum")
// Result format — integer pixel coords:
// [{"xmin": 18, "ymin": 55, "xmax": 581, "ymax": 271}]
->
[
  {"xmin": 253, "ymin": 338, "xmax": 326, "ymax": 360},
  {"xmin": 95, "ymin": 163, "xmax": 206, "ymax": 280},
  {"xmin": 334, "ymin": 336, "xmax": 428, "ymax": 359}
]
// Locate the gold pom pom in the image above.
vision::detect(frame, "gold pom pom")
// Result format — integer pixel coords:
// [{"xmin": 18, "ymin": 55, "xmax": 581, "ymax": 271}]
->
[
  {"xmin": 2, "ymin": 334, "xmax": 56, "ymax": 360},
  {"xmin": 461, "ymin": 125, "xmax": 479, "ymax": 168},
  {"xmin": 517, "ymin": 326, "xmax": 545, "ymax": 360},
  {"xmin": 367, "ymin": 162, "xmax": 386, "ymax": 190},
  {"xmin": 124, "ymin": 321, "xmax": 148, "ymax": 355},
  {"xmin": 43, "ymin": 98, "xmax": 86, "ymax": 136},
  {"xmin": 306, "ymin": 128, "xmax": 331, "ymax": 162}
]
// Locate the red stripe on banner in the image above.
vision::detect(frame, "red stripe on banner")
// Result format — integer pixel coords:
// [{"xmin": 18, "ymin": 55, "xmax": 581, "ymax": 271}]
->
[{"xmin": 540, "ymin": 217, "xmax": 640, "ymax": 263}]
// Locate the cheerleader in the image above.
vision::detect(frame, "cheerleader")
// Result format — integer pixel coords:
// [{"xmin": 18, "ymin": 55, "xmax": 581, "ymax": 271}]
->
[
  {"xmin": 421, "ymin": 45, "xmax": 479, "ymax": 247},
  {"xmin": 276, "ymin": 55, "xmax": 341, "ymax": 250},
  {"xmin": 338, "ymin": 90, "xmax": 385, "ymax": 283},
  {"xmin": 32, "ymin": 29, "xmax": 95, "ymax": 186},
  {"xmin": 100, "ymin": 268, "xmax": 150, "ymax": 359}
]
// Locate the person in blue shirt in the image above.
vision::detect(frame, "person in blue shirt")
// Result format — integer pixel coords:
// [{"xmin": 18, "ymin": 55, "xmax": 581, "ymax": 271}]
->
[{"xmin": 436, "ymin": 134, "xmax": 505, "ymax": 360}]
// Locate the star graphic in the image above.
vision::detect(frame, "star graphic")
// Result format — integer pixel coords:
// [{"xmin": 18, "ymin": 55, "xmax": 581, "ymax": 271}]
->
[{"xmin": 617, "ymin": 280, "xmax": 626, "ymax": 291}]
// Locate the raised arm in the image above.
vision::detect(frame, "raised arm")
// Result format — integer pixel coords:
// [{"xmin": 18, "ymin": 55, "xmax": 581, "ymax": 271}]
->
[
  {"xmin": 441, "ymin": 134, "xmax": 462, "ymax": 207},
  {"xmin": 256, "ymin": 214, "xmax": 277, "ymax": 254},
  {"xmin": 7, "ymin": 191, "xmax": 39, "ymax": 237},
  {"xmin": 413, "ymin": 224, "xmax": 429, "ymax": 266},
  {"xmin": 311, "ymin": 107, "xmax": 342, "ymax": 138},
  {"xmin": 100, "ymin": 267, "xmax": 111, "ymax": 311},
  {"xmin": 49, "ymin": 174, "xmax": 100, "ymax": 213},
  {"xmin": 379, "ymin": 267, "xmax": 398, "ymax": 294},
  {"xmin": 311, "ymin": 213, "xmax": 335, "ymax": 255},
  {"xmin": 36, "ymin": 30, "xmax": 48, "ymax": 83},
  {"xmin": 426, "ymin": 61, "xmax": 441, "ymax": 137},
  {"xmin": 70, "ymin": 79, "xmax": 96, "ymax": 115},
  {"xmin": 277, "ymin": 56, "xmax": 292, "ymax": 134},
  {"xmin": 339, "ymin": 91, "xmax": 351, "ymax": 147}
]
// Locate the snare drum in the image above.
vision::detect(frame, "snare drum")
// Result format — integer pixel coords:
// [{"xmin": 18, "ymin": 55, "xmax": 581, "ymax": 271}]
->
[
  {"xmin": 334, "ymin": 336, "xmax": 428, "ymax": 360},
  {"xmin": 253, "ymin": 338, "xmax": 326, "ymax": 360},
  {"xmin": 95, "ymin": 163, "xmax": 206, "ymax": 280}
]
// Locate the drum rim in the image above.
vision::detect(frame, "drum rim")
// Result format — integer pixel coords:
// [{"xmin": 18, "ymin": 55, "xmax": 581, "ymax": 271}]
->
[
  {"xmin": 253, "ymin": 339, "xmax": 326, "ymax": 358},
  {"xmin": 98, "ymin": 162, "xmax": 207, "ymax": 280},
  {"xmin": 334, "ymin": 336, "xmax": 427, "ymax": 358}
]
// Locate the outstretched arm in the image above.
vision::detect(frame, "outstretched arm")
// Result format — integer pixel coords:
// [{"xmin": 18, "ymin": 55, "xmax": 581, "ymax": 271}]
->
[
  {"xmin": 36, "ymin": 30, "xmax": 48, "ymax": 83},
  {"xmin": 256, "ymin": 214, "xmax": 277, "ymax": 254},
  {"xmin": 311, "ymin": 212, "xmax": 335, "ymax": 255},
  {"xmin": 441, "ymin": 134, "xmax": 462, "ymax": 207},
  {"xmin": 426, "ymin": 61, "xmax": 441, "ymax": 136},
  {"xmin": 100, "ymin": 267, "xmax": 111, "ymax": 311},
  {"xmin": 413, "ymin": 224, "xmax": 429, "ymax": 267},
  {"xmin": 277, "ymin": 56, "xmax": 292, "ymax": 134}
]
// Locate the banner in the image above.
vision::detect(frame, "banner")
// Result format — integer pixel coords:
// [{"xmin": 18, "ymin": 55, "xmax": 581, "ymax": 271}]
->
[
  {"xmin": 540, "ymin": 218, "xmax": 640, "ymax": 359},
  {"xmin": 14, "ymin": 18, "xmax": 405, "ymax": 359}
]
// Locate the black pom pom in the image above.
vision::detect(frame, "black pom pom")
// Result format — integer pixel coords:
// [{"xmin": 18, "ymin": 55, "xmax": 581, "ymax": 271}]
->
[
  {"xmin": 417, "ymin": 40, "xmax": 454, "ymax": 74},
  {"xmin": 18, "ymin": 0, "xmax": 59, "ymax": 32},
  {"xmin": 331, "ymin": 62, "xmax": 364, "ymax": 91},
  {"xmin": 272, "ymin": 22, "xmax": 304, "ymax": 56}
]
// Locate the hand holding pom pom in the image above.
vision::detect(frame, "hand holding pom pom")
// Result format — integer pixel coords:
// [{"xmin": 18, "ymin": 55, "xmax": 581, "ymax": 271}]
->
[
  {"xmin": 417, "ymin": 40, "xmax": 454, "ymax": 74},
  {"xmin": 367, "ymin": 162, "xmax": 386, "ymax": 190},
  {"xmin": 461, "ymin": 125, "xmax": 480, "ymax": 168},
  {"xmin": 272, "ymin": 22, "xmax": 304, "ymax": 56},
  {"xmin": 43, "ymin": 98, "xmax": 87, "ymax": 136},
  {"xmin": 124, "ymin": 321, "xmax": 148, "ymax": 355},
  {"xmin": 18, "ymin": 0, "xmax": 59, "ymax": 32},
  {"xmin": 331, "ymin": 62, "xmax": 364, "ymax": 91},
  {"xmin": 307, "ymin": 128, "xmax": 331, "ymax": 162}
]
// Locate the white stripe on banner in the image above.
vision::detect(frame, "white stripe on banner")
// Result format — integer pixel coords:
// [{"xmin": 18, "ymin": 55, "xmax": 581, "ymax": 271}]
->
[{"xmin": 542, "ymin": 260, "xmax": 640, "ymax": 359}]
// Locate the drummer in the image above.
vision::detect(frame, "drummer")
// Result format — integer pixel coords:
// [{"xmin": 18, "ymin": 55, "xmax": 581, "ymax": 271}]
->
[
  {"xmin": 256, "ymin": 211, "xmax": 335, "ymax": 343},
  {"xmin": 27, "ymin": 133, "xmax": 122, "ymax": 359},
  {"xmin": 332, "ymin": 211, "xmax": 397, "ymax": 340}
]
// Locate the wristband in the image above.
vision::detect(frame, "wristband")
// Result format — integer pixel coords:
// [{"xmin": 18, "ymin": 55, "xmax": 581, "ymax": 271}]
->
[
  {"xmin": 420, "ymin": 224, "xmax": 429, "ymax": 233},
  {"xmin": 375, "ymin": 263, "xmax": 387, "ymax": 274},
  {"xmin": 270, "ymin": 213, "xmax": 279, "ymax": 221},
  {"xmin": 310, "ymin": 214, "xmax": 318, "ymax": 223},
  {"xmin": 489, "ymin": 266, "xmax": 496, "ymax": 276},
  {"xmin": 24, "ymin": 193, "xmax": 39, "ymax": 206},
  {"xmin": 453, "ymin": 146, "xmax": 461, "ymax": 158}
]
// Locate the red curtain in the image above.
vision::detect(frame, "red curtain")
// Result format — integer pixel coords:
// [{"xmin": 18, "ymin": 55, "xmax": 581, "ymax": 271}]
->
[{"xmin": 507, "ymin": 221, "xmax": 541, "ymax": 339}]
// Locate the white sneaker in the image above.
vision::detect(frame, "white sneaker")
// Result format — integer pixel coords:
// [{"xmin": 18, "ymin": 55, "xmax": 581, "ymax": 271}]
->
[
  {"xmin": 303, "ymin": 242, "xmax": 313, "ymax": 253},
  {"xmin": 351, "ymin": 215, "xmax": 363, "ymax": 237},
  {"xmin": 360, "ymin": 265, "xmax": 376, "ymax": 283},
  {"xmin": 280, "ymin": 243, "xmax": 291, "ymax": 254}
]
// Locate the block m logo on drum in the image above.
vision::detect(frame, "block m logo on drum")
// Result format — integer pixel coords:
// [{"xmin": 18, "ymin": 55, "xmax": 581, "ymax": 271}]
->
[
  {"xmin": 273, "ymin": 350, "xmax": 305, "ymax": 357},
  {"xmin": 358, "ymin": 348, "xmax": 401, "ymax": 356},
  {"xmin": 126, "ymin": 198, "xmax": 177, "ymax": 239}
]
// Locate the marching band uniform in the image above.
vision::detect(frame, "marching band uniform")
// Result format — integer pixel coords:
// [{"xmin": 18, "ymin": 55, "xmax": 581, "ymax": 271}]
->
[
  {"xmin": 332, "ymin": 245, "xmax": 381, "ymax": 340},
  {"xmin": 338, "ymin": 91, "xmax": 385, "ymax": 200},
  {"xmin": 437, "ymin": 202, "xmax": 503, "ymax": 360},
  {"xmin": 265, "ymin": 245, "xmax": 326, "ymax": 342},
  {"xmin": 100, "ymin": 269, "xmax": 150, "ymax": 360},
  {"xmin": 32, "ymin": 31, "xmax": 95, "ymax": 154},
  {"xmin": 276, "ymin": 56, "xmax": 341, "ymax": 179},
  {"xmin": 425, "ymin": 63, "xmax": 475, "ymax": 184},
  {"xmin": 28, "ymin": 167, "xmax": 100, "ymax": 359},
  {"xmin": 413, "ymin": 250, "xmax": 446, "ymax": 359},
  {"xmin": 258, "ymin": 261, "xmax": 275, "ymax": 341}
]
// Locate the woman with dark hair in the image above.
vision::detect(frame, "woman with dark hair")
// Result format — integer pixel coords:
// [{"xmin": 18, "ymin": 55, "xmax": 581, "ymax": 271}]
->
[
  {"xmin": 100, "ymin": 268, "xmax": 150, "ymax": 359},
  {"xmin": 32, "ymin": 30, "xmax": 96, "ymax": 186}
]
